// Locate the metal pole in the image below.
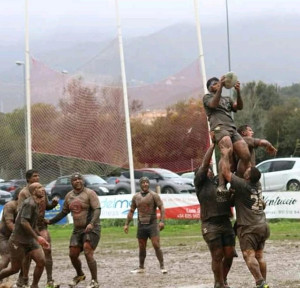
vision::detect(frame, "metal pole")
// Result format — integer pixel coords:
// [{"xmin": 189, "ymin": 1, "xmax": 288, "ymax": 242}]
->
[
  {"xmin": 115, "ymin": 0, "xmax": 136, "ymax": 195},
  {"xmin": 193, "ymin": 0, "xmax": 217, "ymax": 174},
  {"xmin": 225, "ymin": 0, "xmax": 231, "ymax": 72},
  {"xmin": 225, "ymin": 0, "xmax": 234, "ymax": 119},
  {"xmin": 25, "ymin": 0, "xmax": 32, "ymax": 169}
]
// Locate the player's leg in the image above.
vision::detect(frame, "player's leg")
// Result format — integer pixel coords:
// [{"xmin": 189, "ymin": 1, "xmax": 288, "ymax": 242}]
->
[
  {"xmin": 40, "ymin": 229, "xmax": 58, "ymax": 287},
  {"xmin": 28, "ymin": 246, "xmax": 46, "ymax": 288},
  {"xmin": 83, "ymin": 229, "xmax": 100, "ymax": 288},
  {"xmin": 149, "ymin": 223, "xmax": 166, "ymax": 272},
  {"xmin": 151, "ymin": 236, "xmax": 165, "ymax": 270},
  {"xmin": 210, "ymin": 245, "xmax": 225, "ymax": 288},
  {"xmin": 0, "ymin": 241, "xmax": 24, "ymax": 281},
  {"xmin": 0, "ymin": 253, "xmax": 10, "ymax": 271},
  {"xmin": 255, "ymin": 249, "xmax": 267, "ymax": 280},
  {"xmin": 0, "ymin": 236, "xmax": 11, "ymax": 271},
  {"xmin": 69, "ymin": 246, "xmax": 84, "ymax": 277},
  {"xmin": 137, "ymin": 238, "xmax": 147, "ymax": 269},
  {"xmin": 83, "ymin": 241, "xmax": 98, "ymax": 288},
  {"xmin": 218, "ymin": 135, "xmax": 233, "ymax": 191},
  {"xmin": 233, "ymin": 139, "xmax": 251, "ymax": 177},
  {"xmin": 242, "ymin": 248, "xmax": 266, "ymax": 286}
]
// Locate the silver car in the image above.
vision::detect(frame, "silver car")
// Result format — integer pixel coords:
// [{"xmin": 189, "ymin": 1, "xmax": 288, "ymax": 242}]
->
[{"xmin": 113, "ymin": 168, "xmax": 195, "ymax": 194}]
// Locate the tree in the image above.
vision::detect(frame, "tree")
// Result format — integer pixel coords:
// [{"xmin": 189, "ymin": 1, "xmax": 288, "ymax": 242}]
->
[
  {"xmin": 264, "ymin": 98, "xmax": 300, "ymax": 157},
  {"xmin": 235, "ymin": 81, "xmax": 282, "ymax": 140},
  {"xmin": 131, "ymin": 98, "xmax": 209, "ymax": 172}
]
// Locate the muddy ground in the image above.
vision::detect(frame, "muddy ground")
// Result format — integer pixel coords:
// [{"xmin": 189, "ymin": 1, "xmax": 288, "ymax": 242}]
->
[{"xmin": 2, "ymin": 238, "xmax": 300, "ymax": 288}]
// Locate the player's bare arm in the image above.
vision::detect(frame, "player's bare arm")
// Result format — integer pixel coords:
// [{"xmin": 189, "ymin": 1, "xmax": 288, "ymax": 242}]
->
[
  {"xmin": 20, "ymin": 218, "xmax": 49, "ymax": 248},
  {"xmin": 158, "ymin": 204, "xmax": 165, "ymax": 231},
  {"xmin": 233, "ymin": 81, "xmax": 243, "ymax": 110},
  {"xmin": 207, "ymin": 76, "xmax": 225, "ymax": 108},
  {"xmin": 85, "ymin": 207, "xmax": 101, "ymax": 233},
  {"xmin": 201, "ymin": 143, "xmax": 215, "ymax": 171},
  {"xmin": 221, "ymin": 147, "xmax": 233, "ymax": 182},
  {"xmin": 124, "ymin": 208, "xmax": 135, "ymax": 233},
  {"xmin": 258, "ymin": 139, "xmax": 277, "ymax": 155}
]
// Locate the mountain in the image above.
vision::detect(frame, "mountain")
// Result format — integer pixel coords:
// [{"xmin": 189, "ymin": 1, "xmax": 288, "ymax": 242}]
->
[{"xmin": 1, "ymin": 15, "xmax": 300, "ymax": 112}]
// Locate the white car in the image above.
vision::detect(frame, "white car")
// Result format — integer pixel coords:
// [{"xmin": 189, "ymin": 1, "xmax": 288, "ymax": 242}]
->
[
  {"xmin": 181, "ymin": 172, "xmax": 194, "ymax": 179},
  {"xmin": 256, "ymin": 157, "xmax": 300, "ymax": 191}
]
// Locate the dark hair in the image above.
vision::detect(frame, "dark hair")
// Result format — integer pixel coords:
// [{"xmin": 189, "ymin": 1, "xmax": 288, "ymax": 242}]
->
[
  {"xmin": 249, "ymin": 167, "xmax": 261, "ymax": 183},
  {"xmin": 237, "ymin": 124, "xmax": 250, "ymax": 136},
  {"xmin": 13, "ymin": 187, "xmax": 22, "ymax": 201},
  {"xmin": 206, "ymin": 77, "xmax": 219, "ymax": 90},
  {"xmin": 25, "ymin": 169, "xmax": 39, "ymax": 182}
]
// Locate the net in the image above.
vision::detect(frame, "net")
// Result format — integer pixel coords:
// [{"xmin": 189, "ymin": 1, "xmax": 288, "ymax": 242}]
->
[
  {"xmin": 0, "ymin": 57, "xmax": 209, "ymax": 182},
  {"xmin": 0, "ymin": 1, "xmax": 210, "ymax": 182}
]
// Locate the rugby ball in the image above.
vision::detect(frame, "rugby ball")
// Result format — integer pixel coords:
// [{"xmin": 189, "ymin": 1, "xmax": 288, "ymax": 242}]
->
[{"xmin": 224, "ymin": 72, "xmax": 238, "ymax": 89}]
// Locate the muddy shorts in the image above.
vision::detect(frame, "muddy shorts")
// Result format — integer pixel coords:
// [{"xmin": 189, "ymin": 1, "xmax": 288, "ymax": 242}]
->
[
  {"xmin": 137, "ymin": 222, "xmax": 159, "ymax": 239},
  {"xmin": 8, "ymin": 238, "xmax": 40, "ymax": 260},
  {"xmin": 213, "ymin": 125, "xmax": 243, "ymax": 144},
  {"xmin": 201, "ymin": 218, "xmax": 235, "ymax": 250},
  {"xmin": 237, "ymin": 223, "xmax": 270, "ymax": 251},
  {"xmin": 70, "ymin": 226, "xmax": 101, "ymax": 250}
]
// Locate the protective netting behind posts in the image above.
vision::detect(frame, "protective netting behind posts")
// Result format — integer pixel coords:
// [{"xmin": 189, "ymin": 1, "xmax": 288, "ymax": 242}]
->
[
  {"xmin": 0, "ymin": 1, "xmax": 212, "ymax": 182},
  {"xmin": 30, "ymin": 57, "xmax": 209, "ymax": 180},
  {"xmin": 29, "ymin": 58, "xmax": 128, "ymax": 180},
  {"xmin": 0, "ymin": 57, "xmax": 210, "ymax": 181}
]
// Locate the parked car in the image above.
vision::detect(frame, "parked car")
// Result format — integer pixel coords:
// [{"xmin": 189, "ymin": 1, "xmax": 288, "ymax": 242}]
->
[
  {"xmin": 256, "ymin": 157, "xmax": 300, "ymax": 191},
  {"xmin": 0, "ymin": 189, "xmax": 13, "ymax": 205},
  {"xmin": 0, "ymin": 179, "xmax": 26, "ymax": 196},
  {"xmin": 105, "ymin": 176, "xmax": 120, "ymax": 185},
  {"xmin": 181, "ymin": 172, "xmax": 195, "ymax": 180},
  {"xmin": 50, "ymin": 174, "xmax": 115, "ymax": 200},
  {"xmin": 8, "ymin": 179, "xmax": 27, "ymax": 187},
  {"xmin": 113, "ymin": 168, "xmax": 195, "ymax": 195},
  {"xmin": 45, "ymin": 180, "xmax": 56, "ymax": 197}
]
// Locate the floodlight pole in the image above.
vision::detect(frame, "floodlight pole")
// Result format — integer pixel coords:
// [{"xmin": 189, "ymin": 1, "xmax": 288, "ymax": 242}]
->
[
  {"xmin": 225, "ymin": 0, "xmax": 234, "ymax": 119},
  {"xmin": 115, "ymin": 0, "xmax": 136, "ymax": 195},
  {"xmin": 225, "ymin": 0, "xmax": 232, "ymax": 72},
  {"xmin": 193, "ymin": 0, "xmax": 217, "ymax": 174}
]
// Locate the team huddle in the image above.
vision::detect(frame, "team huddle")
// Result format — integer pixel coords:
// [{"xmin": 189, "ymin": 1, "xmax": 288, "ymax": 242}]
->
[{"xmin": 0, "ymin": 75, "xmax": 277, "ymax": 288}]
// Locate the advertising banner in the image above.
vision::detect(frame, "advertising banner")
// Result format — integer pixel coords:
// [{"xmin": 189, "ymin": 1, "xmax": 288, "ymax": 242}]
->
[
  {"xmin": 99, "ymin": 194, "xmax": 200, "ymax": 220},
  {"xmin": 44, "ymin": 199, "xmax": 67, "ymax": 224},
  {"xmin": 63, "ymin": 191, "xmax": 300, "ymax": 223},
  {"xmin": 97, "ymin": 192, "xmax": 300, "ymax": 220},
  {"xmin": 1, "ymin": 192, "xmax": 299, "ymax": 223},
  {"xmin": 263, "ymin": 192, "xmax": 300, "ymax": 219}
]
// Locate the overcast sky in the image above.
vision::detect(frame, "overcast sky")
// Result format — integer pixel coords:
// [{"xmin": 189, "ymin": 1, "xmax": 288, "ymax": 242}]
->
[
  {"xmin": 1, "ymin": 0, "xmax": 300, "ymax": 42},
  {"xmin": 1, "ymin": 0, "xmax": 300, "ymax": 91}
]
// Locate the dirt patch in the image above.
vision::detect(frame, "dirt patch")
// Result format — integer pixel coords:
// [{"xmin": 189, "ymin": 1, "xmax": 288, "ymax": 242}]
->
[{"xmin": 2, "ymin": 239, "xmax": 300, "ymax": 288}]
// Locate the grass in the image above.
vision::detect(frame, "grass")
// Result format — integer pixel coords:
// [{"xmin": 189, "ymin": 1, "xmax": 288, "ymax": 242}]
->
[{"xmin": 48, "ymin": 219, "xmax": 300, "ymax": 249}]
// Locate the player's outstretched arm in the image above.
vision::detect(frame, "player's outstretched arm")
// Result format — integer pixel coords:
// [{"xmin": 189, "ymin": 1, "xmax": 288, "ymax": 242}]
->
[{"xmin": 258, "ymin": 139, "xmax": 277, "ymax": 156}]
